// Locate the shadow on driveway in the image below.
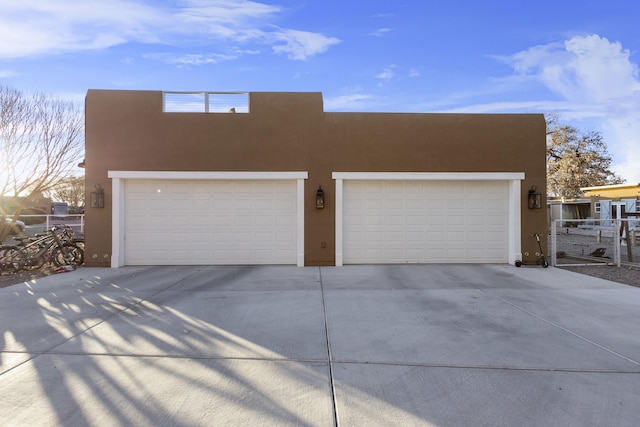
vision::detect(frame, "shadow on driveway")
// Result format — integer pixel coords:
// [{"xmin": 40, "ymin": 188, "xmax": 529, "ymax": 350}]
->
[{"xmin": 1, "ymin": 264, "xmax": 639, "ymax": 426}]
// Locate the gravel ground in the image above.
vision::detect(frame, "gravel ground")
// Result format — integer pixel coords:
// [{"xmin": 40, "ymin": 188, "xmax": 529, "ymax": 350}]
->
[
  {"xmin": 557, "ymin": 264, "xmax": 640, "ymax": 288},
  {"xmin": 2, "ymin": 264, "xmax": 640, "ymax": 289},
  {"xmin": 551, "ymin": 230, "xmax": 640, "ymax": 288}
]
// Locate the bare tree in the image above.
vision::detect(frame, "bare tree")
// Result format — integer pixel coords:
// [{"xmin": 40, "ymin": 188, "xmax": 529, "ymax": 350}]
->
[
  {"xmin": 0, "ymin": 86, "xmax": 83, "ymax": 238},
  {"xmin": 52, "ymin": 176, "xmax": 85, "ymax": 211},
  {"xmin": 546, "ymin": 117, "xmax": 624, "ymax": 198}
]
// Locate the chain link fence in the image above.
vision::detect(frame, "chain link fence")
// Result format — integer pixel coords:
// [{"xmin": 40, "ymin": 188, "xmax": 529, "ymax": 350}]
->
[{"xmin": 551, "ymin": 219, "xmax": 639, "ymax": 267}]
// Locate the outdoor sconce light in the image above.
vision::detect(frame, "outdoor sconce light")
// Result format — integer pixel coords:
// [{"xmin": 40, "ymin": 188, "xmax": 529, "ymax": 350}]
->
[
  {"xmin": 77, "ymin": 159, "xmax": 86, "ymax": 168},
  {"xmin": 90, "ymin": 184, "xmax": 105, "ymax": 208},
  {"xmin": 316, "ymin": 186, "xmax": 325, "ymax": 209},
  {"xmin": 528, "ymin": 186, "xmax": 542, "ymax": 209}
]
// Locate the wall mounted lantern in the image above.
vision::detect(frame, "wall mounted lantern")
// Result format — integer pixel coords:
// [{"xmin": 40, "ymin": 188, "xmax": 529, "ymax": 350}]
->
[
  {"xmin": 90, "ymin": 184, "xmax": 105, "ymax": 208},
  {"xmin": 78, "ymin": 159, "xmax": 86, "ymax": 168},
  {"xmin": 528, "ymin": 186, "xmax": 542, "ymax": 209},
  {"xmin": 316, "ymin": 186, "xmax": 325, "ymax": 209}
]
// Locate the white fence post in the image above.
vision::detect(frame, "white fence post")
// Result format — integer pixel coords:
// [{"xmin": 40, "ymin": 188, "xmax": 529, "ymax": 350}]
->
[
  {"xmin": 614, "ymin": 220, "xmax": 621, "ymax": 267},
  {"xmin": 551, "ymin": 220, "xmax": 557, "ymax": 267}
]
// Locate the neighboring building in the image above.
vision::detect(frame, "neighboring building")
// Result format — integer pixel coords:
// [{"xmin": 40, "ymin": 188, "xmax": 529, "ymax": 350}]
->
[
  {"xmin": 547, "ymin": 197, "xmax": 592, "ymax": 227},
  {"xmin": 581, "ymin": 183, "xmax": 640, "ymax": 225},
  {"xmin": 83, "ymin": 90, "xmax": 547, "ymax": 268}
]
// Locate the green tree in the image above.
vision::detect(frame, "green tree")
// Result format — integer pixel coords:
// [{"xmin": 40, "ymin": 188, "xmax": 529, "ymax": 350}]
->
[
  {"xmin": 0, "ymin": 86, "xmax": 83, "ymax": 239},
  {"xmin": 546, "ymin": 117, "xmax": 624, "ymax": 198}
]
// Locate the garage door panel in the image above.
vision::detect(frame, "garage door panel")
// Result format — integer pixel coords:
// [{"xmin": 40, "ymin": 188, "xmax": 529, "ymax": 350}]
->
[
  {"xmin": 255, "ymin": 199, "xmax": 274, "ymax": 210},
  {"xmin": 406, "ymin": 215, "xmax": 424, "ymax": 226},
  {"xmin": 487, "ymin": 233, "xmax": 505, "ymax": 242},
  {"xmin": 255, "ymin": 216, "xmax": 274, "ymax": 226},
  {"xmin": 447, "ymin": 231, "xmax": 465, "ymax": 242},
  {"xmin": 407, "ymin": 231, "xmax": 425, "ymax": 242},
  {"xmin": 366, "ymin": 215, "xmax": 384, "ymax": 226},
  {"xmin": 124, "ymin": 179, "xmax": 297, "ymax": 265},
  {"xmin": 407, "ymin": 249, "xmax": 426, "ymax": 259},
  {"xmin": 486, "ymin": 215, "xmax": 505, "ymax": 226},
  {"xmin": 446, "ymin": 249, "xmax": 465, "ymax": 259},
  {"xmin": 385, "ymin": 231, "xmax": 404, "ymax": 242},
  {"xmin": 383, "ymin": 198, "xmax": 403, "ymax": 210},
  {"xmin": 343, "ymin": 180, "xmax": 508, "ymax": 264},
  {"xmin": 427, "ymin": 231, "xmax": 445, "ymax": 243},
  {"xmin": 467, "ymin": 215, "xmax": 486, "ymax": 226},
  {"xmin": 467, "ymin": 231, "xmax": 485, "ymax": 242},
  {"xmin": 447, "ymin": 199, "xmax": 466, "ymax": 210},
  {"xmin": 275, "ymin": 215, "xmax": 295, "ymax": 226},
  {"xmin": 385, "ymin": 215, "xmax": 404, "ymax": 226},
  {"xmin": 191, "ymin": 215, "xmax": 212, "ymax": 226},
  {"xmin": 426, "ymin": 199, "xmax": 445, "ymax": 210},
  {"xmin": 447, "ymin": 215, "xmax": 465, "ymax": 226}
]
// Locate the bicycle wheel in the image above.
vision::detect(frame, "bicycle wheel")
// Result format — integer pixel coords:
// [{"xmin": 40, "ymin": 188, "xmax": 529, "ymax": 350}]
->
[
  {"xmin": 13, "ymin": 246, "xmax": 45, "ymax": 271},
  {"xmin": 72, "ymin": 238, "xmax": 84, "ymax": 251},
  {"xmin": 52, "ymin": 243, "xmax": 84, "ymax": 267},
  {"xmin": 0, "ymin": 246, "xmax": 20, "ymax": 271}
]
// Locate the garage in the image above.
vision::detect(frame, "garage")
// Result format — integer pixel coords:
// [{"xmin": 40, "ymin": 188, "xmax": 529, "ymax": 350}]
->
[
  {"xmin": 333, "ymin": 172, "xmax": 524, "ymax": 266},
  {"xmin": 86, "ymin": 92, "xmax": 547, "ymax": 268},
  {"xmin": 108, "ymin": 171, "xmax": 307, "ymax": 267}
]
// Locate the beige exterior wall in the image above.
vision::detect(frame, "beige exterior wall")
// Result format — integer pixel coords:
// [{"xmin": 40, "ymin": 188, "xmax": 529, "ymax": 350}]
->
[{"xmin": 84, "ymin": 90, "xmax": 547, "ymax": 266}]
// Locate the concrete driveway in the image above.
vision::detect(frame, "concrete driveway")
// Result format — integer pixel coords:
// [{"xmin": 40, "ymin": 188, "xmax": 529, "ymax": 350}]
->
[{"xmin": 1, "ymin": 264, "xmax": 639, "ymax": 426}]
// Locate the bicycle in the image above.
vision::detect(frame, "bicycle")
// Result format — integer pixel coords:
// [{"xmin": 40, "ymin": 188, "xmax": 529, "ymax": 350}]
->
[{"xmin": 4, "ymin": 225, "xmax": 84, "ymax": 272}]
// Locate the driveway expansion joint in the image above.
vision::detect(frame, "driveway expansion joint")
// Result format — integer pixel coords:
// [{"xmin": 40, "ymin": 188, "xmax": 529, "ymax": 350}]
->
[{"xmin": 484, "ymin": 291, "xmax": 640, "ymax": 367}]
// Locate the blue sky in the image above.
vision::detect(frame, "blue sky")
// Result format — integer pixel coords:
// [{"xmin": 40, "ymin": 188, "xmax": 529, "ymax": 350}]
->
[{"xmin": 1, "ymin": 0, "xmax": 639, "ymax": 182}]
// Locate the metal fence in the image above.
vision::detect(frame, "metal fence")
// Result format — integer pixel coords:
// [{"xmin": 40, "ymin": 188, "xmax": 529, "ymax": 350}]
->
[
  {"xmin": 551, "ymin": 219, "xmax": 639, "ymax": 267},
  {"xmin": 5, "ymin": 214, "xmax": 84, "ymax": 238},
  {"xmin": 163, "ymin": 92, "xmax": 249, "ymax": 113}
]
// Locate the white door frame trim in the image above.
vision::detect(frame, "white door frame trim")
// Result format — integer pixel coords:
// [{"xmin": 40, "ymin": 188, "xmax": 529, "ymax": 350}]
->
[
  {"xmin": 108, "ymin": 171, "xmax": 308, "ymax": 268},
  {"xmin": 332, "ymin": 172, "xmax": 525, "ymax": 266}
]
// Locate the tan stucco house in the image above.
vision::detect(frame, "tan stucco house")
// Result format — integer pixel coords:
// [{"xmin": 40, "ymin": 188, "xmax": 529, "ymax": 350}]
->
[
  {"xmin": 83, "ymin": 90, "xmax": 547, "ymax": 268},
  {"xmin": 581, "ymin": 183, "xmax": 640, "ymax": 224}
]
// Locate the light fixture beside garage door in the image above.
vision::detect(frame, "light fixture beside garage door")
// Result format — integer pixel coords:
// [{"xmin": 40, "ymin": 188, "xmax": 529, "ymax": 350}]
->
[
  {"xmin": 528, "ymin": 186, "xmax": 542, "ymax": 209},
  {"xmin": 316, "ymin": 186, "xmax": 325, "ymax": 209},
  {"xmin": 90, "ymin": 184, "xmax": 105, "ymax": 208}
]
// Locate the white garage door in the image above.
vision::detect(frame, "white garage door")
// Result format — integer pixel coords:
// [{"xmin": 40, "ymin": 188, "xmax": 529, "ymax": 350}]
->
[
  {"xmin": 124, "ymin": 179, "xmax": 298, "ymax": 265},
  {"xmin": 343, "ymin": 180, "xmax": 509, "ymax": 263}
]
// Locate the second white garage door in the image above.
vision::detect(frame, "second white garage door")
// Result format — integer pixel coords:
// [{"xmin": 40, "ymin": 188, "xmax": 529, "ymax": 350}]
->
[
  {"xmin": 342, "ymin": 180, "xmax": 509, "ymax": 264},
  {"xmin": 124, "ymin": 179, "xmax": 298, "ymax": 265}
]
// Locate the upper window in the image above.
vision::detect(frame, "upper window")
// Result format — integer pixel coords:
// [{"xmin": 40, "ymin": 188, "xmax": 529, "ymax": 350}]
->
[{"xmin": 163, "ymin": 92, "xmax": 249, "ymax": 113}]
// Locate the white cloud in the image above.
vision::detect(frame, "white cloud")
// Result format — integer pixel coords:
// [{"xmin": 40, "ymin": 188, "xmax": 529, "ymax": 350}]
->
[
  {"xmin": 324, "ymin": 93, "xmax": 375, "ymax": 111},
  {"xmin": 501, "ymin": 35, "xmax": 640, "ymax": 102},
  {"xmin": 376, "ymin": 66, "xmax": 395, "ymax": 81},
  {"xmin": 144, "ymin": 52, "xmax": 238, "ymax": 67},
  {"xmin": 271, "ymin": 29, "xmax": 341, "ymax": 61},
  {"xmin": 0, "ymin": 0, "xmax": 340, "ymax": 61},
  {"xmin": 0, "ymin": 0, "xmax": 163, "ymax": 57},
  {"xmin": 494, "ymin": 34, "xmax": 640, "ymax": 182},
  {"xmin": 369, "ymin": 28, "xmax": 391, "ymax": 37}
]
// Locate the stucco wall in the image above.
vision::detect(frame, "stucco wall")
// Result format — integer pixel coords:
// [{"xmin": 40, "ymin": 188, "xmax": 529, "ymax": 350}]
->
[
  {"xmin": 583, "ymin": 186, "xmax": 640, "ymax": 199},
  {"xmin": 84, "ymin": 90, "xmax": 547, "ymax": 266}
]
